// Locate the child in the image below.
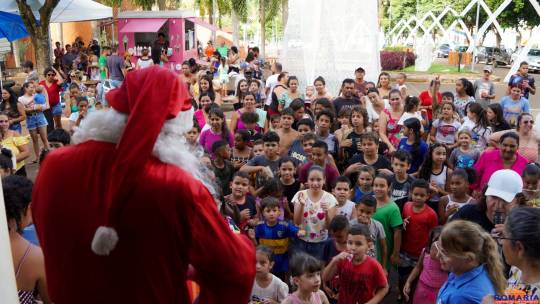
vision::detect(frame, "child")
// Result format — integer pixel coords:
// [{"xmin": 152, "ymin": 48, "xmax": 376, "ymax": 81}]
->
[
  {"xmin": 448, "ymin": 128, "xmax": 480, "ymax": 169},
  {"xmin": 278, "ymin": 157, "xmax": 301, "ymax": 212},
  {"xmin": 316, "ymin": 110, "xmax": 338, "ymax": 157},
  {"xmin": 250, "ymin": 245, "xmax": 289, "ymax": 304},
  {"xmin": 185, "ymin": 123, "xmax": 201, "ymax": 152},
  {"xmin": 436, "ymin": 220, "xmax": 506, "ymax": 303},
  {"xmin": 283, "ymin": 253, "xmax": 330, "ymax": 304},
  {"xmin": 345, "ymin": 132, "xmax": 392, "ymax": 183},
  {"xmin": 304, "ymin": 85, "xmax": 315, "ymax": 108},
  {"xmin": 293, "ymin": 166, "xmax": 337, "ymax": 261},
  {"xmin": 33, "ymin": 85, "xmax": 48, "ymax": 109},
  {"xmin": 432, "ymin": 91, "xmax": 455, "ymax": 120},
  {"xmin": 69, "ymin": 97, "xmax": 89, "ymax": 132},
  {"xmin": 252, "ymin": 139, "xmax": 264, "ymax": 157},
  {"xmin": 199, "ymin": 107, "xmax": 233, "ymax": 156},
  {"xmin": 438, "ymin": 168, "xmax": 476, "ymax": 224},
  {"xmin": 241, "ymin": 132, "xmax": 281, "ymax": 190},
  {"xmin": 395, "ymin": 72, "xmax": 408, "ymax": 97},
  {"xmin": 256, "ymin": 178, "xmax": 292, "ymax": 221},
  {"xmin": 276, "ymin": 108, "xmax": 300, "ymax": 156},
  {"xmin": 334, "ymin": 108, "xmax": 352, "ymax": 149},
  {"xmin": 398, "ymin": 118, "xmax": 428, "ymax": 174},
  {"xmin": 289, "ymin": 132, "xmax": 316, "ymax": 166},
  {"xmin": 269, "ymin": 114, "xmax": 281, "ymax": 132},
  {"xmin": 352, "ymin": 165, "xmax": 375, "ymax": 203},
  {"xmin": 522, "ymin": 163, "xmax": 540, "ymax": 207},
  {"xmin": 403, "ymin": 227, "xmax": 447, "ymax": 304},
  {"xmin": 328, "ymin": 176, "xmax": 357, "ymax": 222},
  {"xmin": 397, "ymin": 96, "xmax": 426, "ymax": 128},
  {"xmin": 351, "ymin": 195, "xmax": 387, "ymax": 269},
  {"xmin": 390, "ymin": 150, "xmax": 416, "ymax": 211},
  {"xmin": 430, "ymin": 102, "xmax": 461, "ymax": 149},
  {"xmin": 342, "ymin": 106, "xmax": 369, "ymax": 161},
  {"xmin": 322, "ymin": 224, "xmax": 389, "ymax": 304},
  {"xmin": 400, "ymin": 179, "xmax": 438, "ymax": 291},
  {"xmin": 0, "ymin": 148, "xmax": 14, "ymax": 177},
  {"xmin": 321, "ymin": 215, "xmax": 350, "ymax": 303},
  {"xmin": 255, "ymin": 197, "xmax": 301, "ymax": 282},
  {"xmin": 418, "ymin": 143, "xmax": 452, "ymax": 213},
  {"xmin": 232, "ymin": 129, "xmax": 253, "ymax": 170},
  {"xmin": 86, "ymin": 86, "xmax": 97, "ymax": 109},
  {"xmin": 372, "ymin": 173, "xmax": 403, "ymax": 272},
  {"xmin": 240, "ymin": 111, "xmax": 262, "ymax": 141},
  {"xmin": 225, "ymin": 171, "xmax": 257, "ymax": 231},
  {"xmin": 211, "ymin": 140, "xmax": 234, "ymax": 197},
  {"xmin": 249, "ymin": 79, "xmax": 265, "ymax": 105},
  {"xmin": 459, "ymin": 102, "xmax": 492, "ymax": 150},
  {"xmin": 298, "ymin": 140, "xmax": 339, "ymax": 192}
]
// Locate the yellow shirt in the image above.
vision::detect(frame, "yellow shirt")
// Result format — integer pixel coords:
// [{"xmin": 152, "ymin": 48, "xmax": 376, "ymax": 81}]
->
[{"xmin": 2, "ymin": 135, "xmax": 30, "ymax": 171}]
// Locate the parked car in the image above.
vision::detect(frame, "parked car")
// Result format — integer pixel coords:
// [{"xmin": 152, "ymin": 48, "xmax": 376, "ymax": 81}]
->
[
  {"xmin": 475, "ymin": 46, "xmax": 512, "ymax": 67},
  {"xmin": 526, "ymin": 49, "xmax": 540, "ymax": 73},
  {"xmin": 436, "ymin": 44, "xmax": 450, "ymax": 58}
]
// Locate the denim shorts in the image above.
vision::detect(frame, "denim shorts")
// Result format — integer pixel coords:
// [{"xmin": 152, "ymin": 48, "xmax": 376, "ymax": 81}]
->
[
  {"xmin": 51, "ymin": 103, "xmax": 63, "ymax": 117},
  {"xmin": 26, "ymin": 112, "xmax": 48, "ymax": 130}
]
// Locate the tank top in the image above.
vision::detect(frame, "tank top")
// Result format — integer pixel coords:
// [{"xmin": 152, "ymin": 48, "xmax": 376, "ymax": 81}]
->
[
  {"xmin": 270, "ymin": 84, "xmax": 288, "ymax": 114},
  {"xmin": 16, "ymin": 244, "xmax": 37, "ymax": 304},
  {"xmin": 285, "ymin": 292, "xmax": 322, "ymax": 304},
  {"xmin": 383, "ymin": 108, "xmax": 401, "ymax": 147},
  {"xmin": 519, "ymin": 146, "xmax": 538, "ymax": 163},
  {"xmin": 429, "ymin": 165, "xmax": 447, "ymax": 202},
  {"xmin": 418, "ymin": 248, "xmax": 448, "ymax": 289},
  {"xmin": 446, "ymin": 195, "xmax": 472, "ymax": 212}
]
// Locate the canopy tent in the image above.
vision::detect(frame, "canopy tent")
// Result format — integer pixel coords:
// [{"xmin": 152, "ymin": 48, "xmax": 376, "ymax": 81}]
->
[
  {"xmin": 0, "ymin": 0, "xmax": 112, "ymax": 23},
  {"xmin": 119, "ymin": 19, "xmax": 168, "ymax": 33}
]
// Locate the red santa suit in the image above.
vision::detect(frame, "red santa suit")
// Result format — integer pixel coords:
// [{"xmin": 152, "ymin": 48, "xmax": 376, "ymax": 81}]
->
[{"xmin": 32, "ymin": 66, "xmax": 255, "ymax": 303}]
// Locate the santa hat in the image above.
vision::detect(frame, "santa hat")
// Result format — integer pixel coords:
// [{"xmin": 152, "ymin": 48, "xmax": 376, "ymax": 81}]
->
[{"xmin": 91, "ymin": 66, "xmax": 192, "ymax": 256}]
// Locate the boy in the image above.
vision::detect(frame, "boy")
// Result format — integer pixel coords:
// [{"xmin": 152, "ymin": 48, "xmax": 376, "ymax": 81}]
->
[
  {"xmin": 269, "ymin": 114, "xmax": 281, "ymax": 131},
  {"xmin": 240, "ymin": 112, "xmax": 263, "ymax": 141},
  {"xmin": 328, "ymin": 176, "xmax": 357, "ymax": 222},
  {"xmin": 351, "ymin": 195, "xmax": 387, "ymax": 270},
  {"xmin": 316, "ymin": 110, "xmax": 338, "ymax": 157},
  {"xmin": 323, "ymin": 224, "xmax": 389, "ymax": 304},
  {"xmin": 47, "ymin": 128, "xmax": 71, "ymax": 150},
  {"xmin": 352, "ymin": 165, "xmax": 375, "ymax": 203},
  {"xmin": 211, "ymin": 140, "xmax": 234, "ymax": 197},
  {"xmin": 226, "ymin": 171, "xmax": 257, "ymax": 230},
  {"xmin": 288, "ymin": 119, "xmax": 315, "ymax": 163},
  {"xmin": 276, "ymin": 108, "xmax": 300, "ymax": 156},
  {"xmin": 345, "ymin": 132, "xmax": 392, "ymax": 184},
  {"xmin": 252, "ymin": 139, "xmax": 265, "ymax": 157},
  {"xmin": 399, "ymin": 179, "xmax": 438, "ymax": 295},
  {"xmin": 255, "ymin": 197, "xmax": 301, "ymax": 282},
  {"xmin": 390, "ymin": 150, "xmax": 415, "ymax": 212},
  {"xmin": 289, "ymin": 132, "xmax": 316, "ymax": 166},
  {"xmin": 395, "ymin": 72, "xmax": 408, "ymax": 97},
  {"xmin": 322, "ymin": 215, "xmax": 350, "ymax": 302},
  {"xmin": 185, "ymin": 122, "xmax": 201, "ymax": 151},
  {"xmin": 298, "ymin": 140, "xmax": 339, "ymax": 191},
  {"xmin": 241, "ymin": 132, "xmax": 281, "ymax": 189}
]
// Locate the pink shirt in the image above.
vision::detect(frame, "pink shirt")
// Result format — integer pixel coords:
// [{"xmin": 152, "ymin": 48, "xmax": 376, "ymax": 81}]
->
[
  {"xmin": 473, "ymin": 149, "xmax": 528, "ymax": 191},
  {"xmin": 199, "ymin": 128, "xmax": 234, "ymax": 155}
]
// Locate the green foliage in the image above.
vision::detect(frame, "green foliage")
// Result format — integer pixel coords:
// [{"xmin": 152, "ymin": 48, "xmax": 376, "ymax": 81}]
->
[
  {"xmin": 231, "ymin": 0, "xmax": 248, "ymax": 22},
  {"xmin": 131, "ymin": 0, "xmax": 155, "ymax": 10}
]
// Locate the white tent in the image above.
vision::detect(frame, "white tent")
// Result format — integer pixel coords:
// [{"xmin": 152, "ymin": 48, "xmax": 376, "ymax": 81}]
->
[{"xmin": 0, "ymin": 0, "xmax": 112, "ymax": 22}]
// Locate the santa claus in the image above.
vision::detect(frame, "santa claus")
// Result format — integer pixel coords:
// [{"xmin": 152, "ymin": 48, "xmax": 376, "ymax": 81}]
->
[{"xmin": 32, "ymin": 66, "xmax": 255, "ymax": 303}]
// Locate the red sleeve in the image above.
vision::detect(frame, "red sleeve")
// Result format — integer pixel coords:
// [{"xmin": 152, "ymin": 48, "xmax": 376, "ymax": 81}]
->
[
  {"xmin": 419, "ymin": 91, "xmax": 431, "ymax": 106},
  {"xmin": 371, "ymin": 258, "xmax": 388, "ymax": 288},
  {"xmin": 185, "ymin": 180, "xmax": 255, "ymax": 303}
]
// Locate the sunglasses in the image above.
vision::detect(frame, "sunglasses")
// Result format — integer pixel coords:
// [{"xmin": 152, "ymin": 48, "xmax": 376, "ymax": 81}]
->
[
  {"xmin": 47, "ymin": 73, "xmax": 56, "ymax": 76},
  {"xmin": 523, "ymin": 120, "xmax": 534, "ymax": 124}
]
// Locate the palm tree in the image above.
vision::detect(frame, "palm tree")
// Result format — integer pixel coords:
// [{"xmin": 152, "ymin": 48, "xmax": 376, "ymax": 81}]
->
[
  {"xmin": 259, "ymin": 0, "xmax": 280, "ymax": 58},
  {"xmin": 231, "ymin": 0, "xmax": 248, "ymax": 46}
]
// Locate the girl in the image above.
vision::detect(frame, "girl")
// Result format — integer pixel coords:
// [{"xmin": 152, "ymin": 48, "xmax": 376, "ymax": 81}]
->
[
  {"xmin": 379, "ymin": 89, "xmax": 404, "ymax": 152},
  {"xmin": 199, "ymin": 107, "xmax": 233, "ymax": 155},
  {"xmin": 403, "ymin": 227, "xmax": 447, "ymax": 304},
  {"xmin": 448, "ymin": 129, "xmax": 480, "ymax": 169},
  {"xmin": 198, "ymin": 74, "xmax": 222, "ymax": 105},
  {"xmin": 282, "ymin": 253, "xmax": 330, "ymax": 304},
  {"xmin": 68, "ymin": 97, "xmax": 89, "ymax": 133},
  {"xmin": 232, "ymin": 129, "xmax": 253, "ymax": 170},
  {"xmin": 352, "ymin": 165, "xmax": 375, "ymax": 203},
  {"xmin": 135, "ymin": 48, "xmax": 153, "ymax": 69},
  {"xmin": 436, "ymin": 220, "xmax": 506, "ymax": 303},
  {"xmin": 454, "ymin": 78, "xmax": 475, "ymax": 118},
  {"xmin": 334, "ymin": 108, "xmax": 352, "ymax": 148},
  {"xmin": 293, "ymin": 166, "xmax": 337, "ymax": 260},
  {"xmin": 438, "ymin": 168, "xmax": 477, "ymax": 224},
  {"xmin": 487, "ymin": 103, "xmax": 511, "ymax": 133},
  {"xmin": 279, "ymin": 76, "xmax": 304, "ymax": 111},
  {"xmin": 250, "ymin": 245, "xmax": 289, "ymax": 303},
  {"xmin": 304, "ymin": 85, "xmax": 315, "ymax": 108},
  {"xmin": 372, "ymin": 173, "xmax": 403, "ymax": 270},
  {"xmin": 398, "ymin": 95, "xmax": 426, "ymax": 128},
  {"xmin": 193, "ymin": 93, "xmax": 215, "ymax": 132},
  {"xmin": 430, "ymin": 102, "xmax": 461, "ymax": 148},
  {"xmin": 233, "ymin": 79, "xmax": 249, "ymax": 110},
  {"xmin": 460, "ymin": 102, "xmax": 492, "ymax": 150},
  {"xmin": 501, "ymin": 85, "xmax": 530, "ymax": 127},
  {"xmin": 18, "ymin": 82, "xmax": 49, "ymax": 163},
  {"xmin": 418, "ymin": 143, "xmax": 452, "ymax": 213},
  {"xmin": 1, "ymin": 87, "xmax": 26, "ymax": 134},
  {"xmin": 377, "ymin": 72, "xmax": 392, "ymax": 101},
  {"xmin": 399, "ymin": 118, "xmax": 428, "ymax": 174},
  {"xmin": 279, "ymin": 157, "xmax": 300, "ymax": 212},
  {"xmin": 522, "ymin": 163, "xmax": 540, "ymax": 207},
  {"xmin": 256, "ymin": 178, "xmax": 292, "ymax": 221}
]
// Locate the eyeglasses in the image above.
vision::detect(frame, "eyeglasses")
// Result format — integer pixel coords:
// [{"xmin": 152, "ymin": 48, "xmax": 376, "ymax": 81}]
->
[
  {"xmin": 495, "ymin": 236, "xmax": 520, "ymax": 246},
  {"xmin": 47, "ymin": 73, "xmax": 56, "ymax": 76},
  {"xmin": 523, "ymin": 120, "xmax": 534, "ymax": 124}
]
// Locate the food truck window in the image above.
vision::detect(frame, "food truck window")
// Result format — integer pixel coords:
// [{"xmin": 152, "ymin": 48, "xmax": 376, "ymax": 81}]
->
[
  {"xmin": 185, "ymin": 20, "xmax": 195, "ymax": 50},
  {"xmin": 134, "ymin": 21, "xmax": 169, "ymax": 47}
]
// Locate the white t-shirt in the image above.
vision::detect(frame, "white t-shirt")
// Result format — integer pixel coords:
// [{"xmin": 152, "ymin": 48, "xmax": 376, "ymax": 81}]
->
[
  {"xmin": 335, "ymin": 200, "xmax": 356, "ymax": 221},
  {"xmin": 250, "ymin": 274, "xmax": 288, "ymax": 303},
  {"xmin": 136, "ymin": 57, "xmax": 153, "ymax": 69},
  {"xmin": 292, "ymin": 190, "xmax": 337, "ymax": 243},
  {"xmin": 397, "ymin": 111, "xmax": 423, "ymax": 125},
  {"xmin": 365, "ymin": 97, "xmax": 390, "ymax": 123},
  {"xmin": 265, "ymin": 74, "xmax": 279, "ymax": 106}
]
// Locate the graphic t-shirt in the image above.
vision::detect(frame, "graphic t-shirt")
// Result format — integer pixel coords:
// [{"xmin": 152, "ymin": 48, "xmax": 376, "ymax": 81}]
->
[
  {"xmin": 432, "ymin": 119, "xmax": 461, "ymax": 144},
  {"xmin": 449, "ymin": 148, "xmax": 480, "ymax": 169},
  {"xmin": 453, "ymin": 95, "xmax": 475, "ymax": 118},
  {"xmin": 500, "ymin": 96, "xmax": 530, "ymax": 126},
  {"xmin": 509, "ymin": 73, "xmax": 536, "ymax": 99},
  {"xmin": 333, "ymin": 96, "xmax": 361, "ymax": 115},
  {"xmin": 255, "ymin": 222, "xmax": 300, "ymax": 273},
  {"xmin": 506, "ymin": 266, "xmax": 540, "ymax": 300},
  {"xmin": 337, "ymin": 256, "xmax": 387, "ymax": 304},
  {"xmin": 390, "ymin": 175, "xmax": 415, "ymax": 211},
  {"xmin": 250, "ymin": 274, "xmax": 289, "ymax": 303},
  {"xmin": 292, "ymin": 190, "xmax": 337, "ymax": 243}
]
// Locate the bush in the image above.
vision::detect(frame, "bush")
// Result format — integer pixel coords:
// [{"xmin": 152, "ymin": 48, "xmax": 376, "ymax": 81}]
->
[{"xmin": 380, "ymin": 51, "xmax": 416, "ymax": 70}]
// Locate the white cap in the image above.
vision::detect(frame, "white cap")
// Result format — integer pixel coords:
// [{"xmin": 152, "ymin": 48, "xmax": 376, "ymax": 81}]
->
[{"xmin": 485, "ymin": 169, "xmax": 523, "ymax": 203}]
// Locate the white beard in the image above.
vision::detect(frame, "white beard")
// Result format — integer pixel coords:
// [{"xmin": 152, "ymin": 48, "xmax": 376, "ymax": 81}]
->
[{"xmin": 72, "ymin": 108, "xmax": 218, "ymax": 199}]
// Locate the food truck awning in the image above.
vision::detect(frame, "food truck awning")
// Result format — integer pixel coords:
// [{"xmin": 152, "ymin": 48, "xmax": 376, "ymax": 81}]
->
[{"xmin": 119, "ymin": 19, "xmax": 167, "ymax": 33}]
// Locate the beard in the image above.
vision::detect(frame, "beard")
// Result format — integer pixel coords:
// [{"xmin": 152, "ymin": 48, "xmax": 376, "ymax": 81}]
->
[{"xmin": 72, "ymin": 108, "xmax": 218, "ymax": 199}]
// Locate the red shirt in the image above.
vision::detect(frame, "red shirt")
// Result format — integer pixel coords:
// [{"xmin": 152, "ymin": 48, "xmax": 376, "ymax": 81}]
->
[
  {"xmin": 418, "ymin": 90, "xmax": 442, "ymax": 121},
  {"xmin": 401, "ymin": 202, "xmax": 438, "ymax": 258},
  {"xmin": 33, "ymin": 141, "xmax": 255, "ymax": 303},
  {"xmin": 298, "ymin": 161, "xmax": 339, "ymax": 192},
  {"xmin": 337, "ymin": 256, "xmax": 387, "ymax": 304},
  {"xmin": 39, "ymin": 79, "xmax": 61, "ymax": 107}
]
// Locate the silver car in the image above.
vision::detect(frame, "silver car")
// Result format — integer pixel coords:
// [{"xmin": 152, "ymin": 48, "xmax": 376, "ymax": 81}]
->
[{"xmin": 526, "ymin": 49, "xmax": 540, "ymax": 73}]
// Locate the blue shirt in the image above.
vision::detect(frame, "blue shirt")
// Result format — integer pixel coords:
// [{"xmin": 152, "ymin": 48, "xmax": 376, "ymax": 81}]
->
[
  {"xmin": 398, "ymin": 138, "xmax": 429, "ymax": 173},
  {"xmin": 352, "ymin": 186, "xmax": 374, "ymax": 204},
  {"xmin": 255, "ymin": 221, "xmax": 299, "ymax": 273},
  {"xmin": 437, "ymin": 264, "xmax": 496, "ymax": 304},
  {"xmin": 509, "ymin": 73, "xmax": 535, "ymax": 99},
  {"xmin": 500, "ymin": 95, "xmax": 530, "ymax": 126}
]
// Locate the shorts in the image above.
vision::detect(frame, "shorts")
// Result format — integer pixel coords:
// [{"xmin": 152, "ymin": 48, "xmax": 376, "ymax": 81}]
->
[
  {"xmin": 51, "ymin": 103, "xmax": 63, "ymax": 116},
  {"xmin": 26, "ymin": 112, "xmax": 48, "ymax": 130}
]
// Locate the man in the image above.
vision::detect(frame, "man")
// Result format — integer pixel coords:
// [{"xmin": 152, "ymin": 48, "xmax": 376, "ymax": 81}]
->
[
  {"xmin": 354, "ymin": 67, "xmax": 367, "ymax": 97},
  {"xmin": 508, "ymin": 61, "xmax": 536, "ymax": 99},
  {"xmin": 474, "ymin": 66, "xmax": 496, "ymax": 108},
  {"xmin": 151, "ymin": 33, "xmax": 169, "ymax": 64},
  {"xmin": 22, "ymin": 60, "xmax": 39, "ymax": 83},
  {"xmin": 62, "ymin": 44, "xmax": 77, "ymax": 72},
  {"xmin": 333, "ymin": 78, "xmax": 361, "ymax": 114},
  {"xmin": 106, "ymin": 45, "xmax": 125, "ymax": 87},
  {"xmin": 32, "ymin": 66, "xmax": 255, "ymax": 303},
  {"xmin": 89, "ymin": 39, "xmax": 100, "ymax": 57},
  {"xmin": 99, "ymin": 46, "xmax": 110, "ymax": 81},
  {"xmin": 265, "ymin": 62, "xmax": 283, "ymax": 107},
  {"xmin": 216, "ymin": 41, "xmax": 229, "ymax": 58},
  {"xmin": 53, "ymin": 41, "xmax": 64, "ymax": 65}
]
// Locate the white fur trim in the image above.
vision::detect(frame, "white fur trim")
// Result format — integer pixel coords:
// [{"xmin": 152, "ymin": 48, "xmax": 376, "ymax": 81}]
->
[{"xmin": 91, "ymin": 226, "xmax": 119, "ymax": 256}]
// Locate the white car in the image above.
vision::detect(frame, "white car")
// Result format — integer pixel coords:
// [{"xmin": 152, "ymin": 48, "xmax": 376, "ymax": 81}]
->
[{"xmin": 526, "ymin": 49, "xmax": 540, "ymax": 73}]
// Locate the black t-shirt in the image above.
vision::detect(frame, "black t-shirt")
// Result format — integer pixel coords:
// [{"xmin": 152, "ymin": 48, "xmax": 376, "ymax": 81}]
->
[
  {"xmin": 347, "ymin": 153, "xmax": 392, "ymax": 184},
  {"xmin": 492, "ymin": 121, "xmax": 511, "ymax": 133},
  {"xmin": 237, "ymin": 195, "xmax": 258, "ymax": 219},
  {"xmin": 212, "ymin": 160, "xmax": 235, "ymax": 196},
  {"xmin": 343, "ymin": 131, "xmax": 363, "ymax": 160},
  {"xmin": 390, "ymin": 175, "xmax": 415, "ymax": 211},
  {"xmin": 451, "ymin": 204, "xmax": 494, "ymax": 232},
  {"xmin": 333, "ymin": 96, "xmax": 361, "ymax": 115},
  {"xmin": 288, "ymin": 139, "xmax": 308, "ymax": 166},
  {"xmin": 281, "ymin": 180, "xmax": 301, "ymax": 212}
]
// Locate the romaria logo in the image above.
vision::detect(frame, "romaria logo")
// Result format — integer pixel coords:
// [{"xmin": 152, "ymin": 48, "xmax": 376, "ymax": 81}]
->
[{"xmin": 494, "ymin": 288, "xmax": 540, "ymax": 303}]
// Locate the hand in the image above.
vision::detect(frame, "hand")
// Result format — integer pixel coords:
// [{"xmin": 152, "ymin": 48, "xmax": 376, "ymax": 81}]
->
[
  {"xmin": 297, "ymin": 192, "xmax": 306, "ymax": 206},
  {"xmin": 403, "ymin": 216, "xmax": 410, "ymax": 230},
  {"xmin": 341, "ymin": 139, "xmax": 352, "ymax": 148},
  {"xmin": 321, "ymin": 201, "xmax": 329, "ymax": 213},
  {"xmin": 345, "ymin": 162, "xmax": 363, "ymax": 174},
  {"xmin": 491, "ymin": 224, "xmax": 504, "ymax": 239},
  {"xmin": 233, "ymin": 160, "xmax": 244, "ymax": 169},
  {"xmin": 333, "ymin": 251, "xmax": 352, "ymax": 262},
  {"xmin": 403, "ymin": 281, "xmax": 412, "ymax": 302},
  {"xmin": 390, "ymin": 253, "xmax": 400, "ymax": 266},
  {"xmin": 323, "ymin": 285, "xmax": 338, "ymax": 300},
  {"xmin": 378, "ymin": 168, "xmax": 393, "ymax": 176},
  {"xmin": 240, "ymin": 209, "xmax": 251, "ymax": 221},
  {"xmin": 445, "ymin": 203, "xmax": 459, "ymax": 217},
  {"xmin": 388, "ymin": 145, "xmax": 397, "ymax": 154}
]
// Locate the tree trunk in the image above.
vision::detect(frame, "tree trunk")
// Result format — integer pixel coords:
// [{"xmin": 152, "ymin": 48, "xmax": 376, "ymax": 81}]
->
[
  {"xmin": 260, "ymin": 0, "xmax": 265, "ymax": 58},
  {"xmin": 232, "ymin": 10, "xmax": 240, "ymax": 46},
  {"xmin": 281, "ymin": 0, "xmax": 288, "ymax": 28},
  {"xmin": 157, "ymin": 0, "xmax": 167, "ymax": 10},
  {"xmin": 209, "ymin": 0, "xmax": 214, "ymax": 24}
]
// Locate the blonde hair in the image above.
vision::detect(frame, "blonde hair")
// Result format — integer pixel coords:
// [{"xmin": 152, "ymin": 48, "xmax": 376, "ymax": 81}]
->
[{"xmin": 441, "ymin": 220, "xmax": 506, "ymax": 294}]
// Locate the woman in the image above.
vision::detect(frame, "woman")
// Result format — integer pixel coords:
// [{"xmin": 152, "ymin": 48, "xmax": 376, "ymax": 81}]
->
[
  {"xmin": 490, "ymin": 113, "xmax": 538, "ymax": 163},
  {"xmin": 376, "ymin": 72, "xmax": 392, "ymax": 101},
  {"xmin": 278, "ymin": 76, "xmax": 304, "ymax": 111},
  {"xmin": 136, "ymin": 48, "xmax": 154, "ymax": 70},
  {"xmin": 313, "ymin": 76, "xmax": 333, "ymax": 100},
  {"xmin": 18, "ymin": 83, "xmax": 48, "ymax": 166},
  {"xmin": 486, "ymin": 103, "xmax": 511, "ymax": 133},
  {"xmin": 194, "ymin": 93, "xmax": 214, "ymax": 131},
  {"xmin": 1, "ymin": 87, "xmax": 26, "ymax": 134},
  {"xmin": 232, "ymin": 79, "xmax": 249, "ymax": 110},
  {"xmin": 268, "ymin": 72, "xmax": 289, "ymax": 117},
  {"xmin": 473, "ymin": 132, "xmax": 527, "ymax": 195},
  {"xmin": 418, "ymin": 77, "xmax": 442, "ymax": 122},
  {"xmin": 227, "ymin": 46, "xmax": 240, "ymax": 73},
  {"xmin": 39, "ymin": 66, "xmax": 64, "ymax": 129},
  {"xmin": 5, "ymin": 175, "xmax": 51, "ymax": 304},
  {"xmin": 0, "ymin": 114, "xmax": 29, "ymax": 175},
  {"xmin": 65, "ymin": 70, "xmax": 86, "ymax": 92},
  {"xmin": 197, "ymin": 75, "xmax": 222, "ymax": 105},
  {"xmin": 230, "ymin": 93, "xmax": 267, "ymax": 134},
  {"xmin": 454, "ymin": 78, "xmax": 476, "ymax": 118},
  {"xmin": 363, "ymin": 87, "xmax": 387, "ymax": 123},
  {"xmin": 379, "ymin": 89, "xmax": 404, "ymax": 152},
  {"xmin": 500, "ymin": 207, "xmax": 540, "ymax": 299},
  {"xmin": 124, "ymin": 52, "xmax": 134, "ymax": 73}
]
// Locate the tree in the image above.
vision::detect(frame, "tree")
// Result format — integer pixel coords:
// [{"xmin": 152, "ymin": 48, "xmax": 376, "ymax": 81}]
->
[
  {"xmin": 231, "ymin": 0, "xmax": 248, "ymax": 45},
  {"xmin": 259, "ymin": 0, "xmax": 280, "ymax": 58},
  {"xmin": 16, "ymin": 0, "xmax": 60, "ymax": 74}
]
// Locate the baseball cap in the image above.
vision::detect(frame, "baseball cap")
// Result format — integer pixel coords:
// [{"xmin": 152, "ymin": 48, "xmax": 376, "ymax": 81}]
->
[
  {"xmin": 483, "ymin": 66, "xmax": 493, "ymax": 73},
  {"xmin": 485, "ymin": 169, "xmax": 523, "ymax": 202},
  {"xmin": 355, "ymin": 67, "xmax": 365, "ymax": 73}
]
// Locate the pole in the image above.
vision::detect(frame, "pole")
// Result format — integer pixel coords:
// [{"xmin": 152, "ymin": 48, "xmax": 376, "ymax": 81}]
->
[
  {"xmin": 0, "ymin": 180, "xmax": 20, "ymax": 304},
  {"xmin": 472, "ymin": 0, "xmax": 480, "ymax": 72}
]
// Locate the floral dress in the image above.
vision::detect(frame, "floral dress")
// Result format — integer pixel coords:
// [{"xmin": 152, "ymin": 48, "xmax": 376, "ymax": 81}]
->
[
  {"xmin": 292, "ymin": 190, "xmax": 337, "ymax": 243},
  {"xmin": 383, "ymin": 108, "xmax": 402, "ymax": 147}
]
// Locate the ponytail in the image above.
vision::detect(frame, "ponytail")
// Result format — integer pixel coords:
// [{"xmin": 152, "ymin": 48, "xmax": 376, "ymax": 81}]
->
[{"xmin": 480, "ymin": 232, "xmax": 506, "ymax": 294}]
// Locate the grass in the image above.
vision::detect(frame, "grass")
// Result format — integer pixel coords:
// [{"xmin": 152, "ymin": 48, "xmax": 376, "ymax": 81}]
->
[{"xmin": 400, "ymin": 63, "xmax": 477, "ymax": 74}]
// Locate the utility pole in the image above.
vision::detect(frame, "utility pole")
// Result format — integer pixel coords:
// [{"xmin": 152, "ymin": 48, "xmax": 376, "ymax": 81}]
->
[{"xmin": 472, "ymin": 0, "xmax": 480, "ymax": 72}]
